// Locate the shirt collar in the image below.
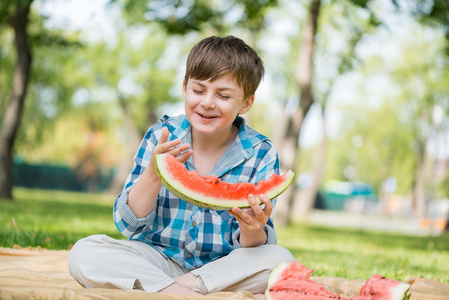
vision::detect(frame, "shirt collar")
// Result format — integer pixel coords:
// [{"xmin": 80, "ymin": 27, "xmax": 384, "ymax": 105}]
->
[
  {"xmin": 162, "ymin": 114, "xmax": 261, "ymax": 177},
  {"xmin": 209, "ymin": 116, "xmax": 254, "ymax": 177}
]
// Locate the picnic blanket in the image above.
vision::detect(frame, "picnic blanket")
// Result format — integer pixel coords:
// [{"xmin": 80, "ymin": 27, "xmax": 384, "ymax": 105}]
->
[{"xmin": 0, "ymin": 247, "xmax": 448, "ymax": 300}]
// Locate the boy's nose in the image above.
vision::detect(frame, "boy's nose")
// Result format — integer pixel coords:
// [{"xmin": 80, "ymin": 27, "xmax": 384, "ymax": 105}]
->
[{"xmin": 200, "ymin": 94, "xmax": 216, "ymax": 109}]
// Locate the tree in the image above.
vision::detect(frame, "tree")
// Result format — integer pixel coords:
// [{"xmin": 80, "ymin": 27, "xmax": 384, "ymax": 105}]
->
[
  {"xmin": 295, "ymin": 0, "xmax": 379, "ymax": 217},
  {"xmin": 116, "ymin": 0, "xmax": 278, "ymax": 37},
  {"xmin": 391, "ymin": 0, "xmax": 449, "ymax": 224},
  {"xmin": 272, "ymin": 0, "xmax": 321, "ymax": 225},
  {"xmin": 323, "ymin": 16, "xmax": 449, "ymax": 219},
  {"xmin": 404, "ymin": 0, "xmax": 449, "ymax": 55},
  {"xmin": 0, "ymin": 0, "xmax": 33, "ymax": 200},
  {"xmin": 273, "ymin": 0, "xmax": 384, "ymax": 225},
  {"xmin": 86, "ymin": 27, "xmax": 183, "ymax": 194},
  {"xmin": 390, "ymin": 26, "xmax": 449, "ymax": 219}
]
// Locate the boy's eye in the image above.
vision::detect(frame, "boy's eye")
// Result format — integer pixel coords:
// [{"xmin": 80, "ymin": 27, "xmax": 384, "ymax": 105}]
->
[
  {"xmin": 193, "ymin": 89, "xmax": 204, "ymax": 94},
  {"xmin": 219, "ymin": 94, "xmax": 230, "ymax": 99}
]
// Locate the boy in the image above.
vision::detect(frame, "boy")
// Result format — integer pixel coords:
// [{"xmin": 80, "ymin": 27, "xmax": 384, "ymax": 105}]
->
[{"xmin": 68, "ymin": 36, "xmax": 294, "ymax": 298}]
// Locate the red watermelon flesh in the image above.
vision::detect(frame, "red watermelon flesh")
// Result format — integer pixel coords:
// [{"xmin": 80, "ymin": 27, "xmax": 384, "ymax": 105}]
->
[
  {"xmin": 154, "ymin": 153, "xmax": 295, "ymax": 210},
  {"xmin": 267, "ymin": 278, "xmax": 347, "ymax": 300},
  {"xmin": 353, "ymin": 274, "xmax": 412, "ymax": 300},
  {"xmin": 163, "ymin": 154, "xmax": 289, "ymax": 199},
  {"xmin": 265, "ymin": 261, "xmax": 411, "ymax": 300},
  {"xmin": 266, "ymin": 261, "xmax": 347, "ymax": 300}
]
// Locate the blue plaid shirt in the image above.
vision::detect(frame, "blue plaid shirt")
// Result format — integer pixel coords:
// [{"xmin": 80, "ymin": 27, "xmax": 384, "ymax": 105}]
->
[{"xmin": 114, "ymin": 114, "xmax": 280, "ymax": 270}]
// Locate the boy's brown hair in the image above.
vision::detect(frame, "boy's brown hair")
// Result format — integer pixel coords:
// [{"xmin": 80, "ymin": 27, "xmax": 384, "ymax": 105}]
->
[{"xmin": 184, "ymin": 36, "xmax": 264, "ymax": 99}]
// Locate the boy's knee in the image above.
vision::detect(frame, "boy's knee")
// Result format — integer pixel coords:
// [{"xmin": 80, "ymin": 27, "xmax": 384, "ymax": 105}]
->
[
  {"xmin": 67, "ymin": 234, "xmax": 106, "ymax": 284},
  {"xmin": 265, "ymin": 245, "xmax": 295, "ymax": 266},
  {"xmin": 69, "ymin": 235, "xmax": 102, "ymax": 262}
]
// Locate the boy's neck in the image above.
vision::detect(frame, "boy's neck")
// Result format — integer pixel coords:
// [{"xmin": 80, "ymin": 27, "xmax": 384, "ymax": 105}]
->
[{"xmin": 191, "ymin": 125, "xmax": 239, "ymax": 176}]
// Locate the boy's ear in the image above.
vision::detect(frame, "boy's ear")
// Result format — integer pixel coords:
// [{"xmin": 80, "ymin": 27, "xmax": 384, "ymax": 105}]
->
[
  {"xmin": 239, "ymin": 94, "xmax": 255, "ymax": 115},
  {"xmin": 182, "ymin": 80, "xmax": 187, "ymax": 100}
]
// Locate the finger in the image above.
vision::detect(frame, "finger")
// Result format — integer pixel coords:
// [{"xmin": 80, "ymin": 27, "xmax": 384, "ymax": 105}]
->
[
  {"xmin": 229, "ymin": 208, "xmax": 247, "ymax": 224},
  {"xmin": 159, "ymin": 127, "xmax": 169, "ymax": 144},
  {"xmin": 176, "ymin": 149, "xmax": 193, "ymax": 163},
  {"xmin": 259, "ymin": 194, "xmax": 273, "ymax": 217},
  {"xmin": 155, "ymin": 138, "xmax": 182, "ymax": 154},
  {"xmin": 230, "ymin": 207, "xmax": 246, "ymax": 220},
  {"xmin": 248, "ymin": 194, "xmax": 265, "ymax": 217},
  {"xmin": 155, "ymin": 127, "xmax": 183, "ymax": 152}
]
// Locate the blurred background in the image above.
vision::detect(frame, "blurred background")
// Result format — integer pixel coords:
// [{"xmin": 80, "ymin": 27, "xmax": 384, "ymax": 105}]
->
[{"xmin": 1, "ymin": 0, "xmax": 448, "ymax": 234}]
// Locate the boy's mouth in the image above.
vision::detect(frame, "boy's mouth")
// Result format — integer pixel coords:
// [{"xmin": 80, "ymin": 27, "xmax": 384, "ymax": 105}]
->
[{"xmin": 198, "ymin": 113, "xmax": 217, "ymax": 119}]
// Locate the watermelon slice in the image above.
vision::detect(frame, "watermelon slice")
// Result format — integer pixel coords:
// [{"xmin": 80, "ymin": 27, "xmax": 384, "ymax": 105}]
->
[
  {"xmin": 265, "ymin": 261, "xmax": 411, "ymax": 300},
  {"xmin": 265, "ymin": 261, "xmax": 347, "ymax": 300},
  {"xmin": 353, "ymin": 274, "xmax": 412, "ymax": 300},
  {"xmin": 154, "ymin": 153, "xmax": 295, "ymax": 210}
]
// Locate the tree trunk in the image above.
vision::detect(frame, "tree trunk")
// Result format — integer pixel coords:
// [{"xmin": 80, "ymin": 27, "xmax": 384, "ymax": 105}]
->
[
  {"xmin": 0, "ymin": 2, "xmax": 33, "ymax": 200},
  {"xmin": 414, "ymin": 140, "xmax": 428, "ymax": 220},
  {"xmin": 273, "ymin": 0, "xmax": 321, "ymax": 226},
  {"xmin": 297, "ymin": 103, "xmax": 327, "ymax": 217},
  {"xmin": 413, "ymin": 108, "xmax": 430, "ymax": 220}
]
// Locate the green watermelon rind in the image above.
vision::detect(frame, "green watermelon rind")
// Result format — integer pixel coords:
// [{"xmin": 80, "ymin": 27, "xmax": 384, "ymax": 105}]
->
[
  {"xmin": 155, "ymin": 153, "xmax": 295, "ymax": 210},
  {"xmin": 359, "ymin": 275, "xmax": 412, "ymax": 300},
  {"xmin": 267, "ymin": 262, "xmax": 289, "ymax": 286},
  {"xmin": 265, "ymin": 262, "xmax": 289, "ymax": 300},
  {"xmin": 386, "ymin": 282, "xmax": 412, "ymax": 300}
]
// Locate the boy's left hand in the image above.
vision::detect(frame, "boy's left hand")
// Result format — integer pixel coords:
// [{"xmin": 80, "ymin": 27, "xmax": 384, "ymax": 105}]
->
[{"xmin": 229, "ymin": 194, "xmax": 272, "ymax": 234}]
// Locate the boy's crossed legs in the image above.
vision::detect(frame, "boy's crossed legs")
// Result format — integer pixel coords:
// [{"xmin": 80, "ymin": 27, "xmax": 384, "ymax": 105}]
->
[{"xmin": 68, "ymin": 234, "xmax": 294, "ymax": 295}]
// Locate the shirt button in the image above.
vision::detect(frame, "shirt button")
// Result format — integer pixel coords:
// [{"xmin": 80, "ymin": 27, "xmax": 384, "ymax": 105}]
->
[
  {"xmin": 187, "ymin": 253, "xmax": 192, "ymax": 258},
  {"xmin": 192, "ymin": 221, "xmax": 197, "ymax": 227}
]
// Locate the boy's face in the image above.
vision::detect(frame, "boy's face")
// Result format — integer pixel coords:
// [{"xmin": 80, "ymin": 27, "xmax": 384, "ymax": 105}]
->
[{"xmin": 183, "ymin": 74, "xmax": 254, "ymax": 138}]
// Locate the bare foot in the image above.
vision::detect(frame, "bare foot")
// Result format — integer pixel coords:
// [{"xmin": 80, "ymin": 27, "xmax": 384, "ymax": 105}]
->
[
  {"xmin": 159, "ymin": 273, "xmax": 202, "ymax": 295},
  {"xmin": 174, "ymin": 273, "xmax": 198, "ymax": 289},
  {"xmin": 160, "ymin": 282, "xmax": 203, "ymax": 295}
]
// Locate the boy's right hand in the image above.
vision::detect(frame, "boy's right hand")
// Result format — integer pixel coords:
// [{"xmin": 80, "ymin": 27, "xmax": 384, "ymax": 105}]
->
[
  {"xmin": 128, "ymin": 127, "xmax": 193, "ymax": 218},
  {"xmin": 148, "ymin": 127, "xmax": 193, "ymax": 181}
]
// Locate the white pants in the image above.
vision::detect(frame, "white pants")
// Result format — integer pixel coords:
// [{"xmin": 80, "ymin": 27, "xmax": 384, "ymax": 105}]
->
[{"xmin": 68, "ymin": 234, "xmax": 294, "ymax": 294}]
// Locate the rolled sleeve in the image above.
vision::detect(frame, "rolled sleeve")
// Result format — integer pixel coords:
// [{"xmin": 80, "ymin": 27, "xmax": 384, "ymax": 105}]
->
[
  {"xmin": 231, "ymin": 224, "xmax": 277, "ymax": 249},
  {"xmin": 113, "ymin": 186, "xmax": 157, "ymax": 238}
]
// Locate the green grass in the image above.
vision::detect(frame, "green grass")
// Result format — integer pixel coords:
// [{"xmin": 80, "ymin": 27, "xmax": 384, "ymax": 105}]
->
[
  {"xmin": 0, "ymin": 188, "xmax": 121, "ymax": 249},
  {"xmin": 1, "ymin": 188, "xmax": 448, "ymax": 283},
  {"xmin": 277, "ymin": 222, "xmax": 449, "ymax": 283}
]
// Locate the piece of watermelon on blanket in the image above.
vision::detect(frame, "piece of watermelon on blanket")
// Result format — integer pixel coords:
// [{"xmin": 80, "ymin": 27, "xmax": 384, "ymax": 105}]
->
[{"xmin": 265, "ymin": 261, "xmax": 411, "ymax": 300}]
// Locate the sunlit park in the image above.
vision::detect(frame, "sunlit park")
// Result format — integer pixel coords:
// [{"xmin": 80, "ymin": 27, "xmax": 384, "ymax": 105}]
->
[{"xmin": 1, "ymin": 0, "xmax": 449, "ymax": 299}]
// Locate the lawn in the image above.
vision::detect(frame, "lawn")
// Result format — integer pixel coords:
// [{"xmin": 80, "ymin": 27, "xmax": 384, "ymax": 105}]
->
[
  {"xmin": 1, "ymin": 188, "xmax": 448, "ymax": 283},
  {"xmin": 0, "ymin": 188, "xmax": 122, "ymax": 249}
]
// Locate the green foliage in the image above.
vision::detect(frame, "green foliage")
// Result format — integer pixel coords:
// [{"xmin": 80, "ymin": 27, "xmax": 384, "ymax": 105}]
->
[
  {"xmin": 83, "ymin": 25, "xmax": 182, "ymax": 134},
  {"xmin": 278, "ymin": 222, "xmax": 449, "ymax": 282},
  {"xmin": 117, "ymin": 0, "xmax": 278, "ymax": 35},
  {"xmin": 17, "ymin": 103, "xmax": 126, "ymax": 167},
  {"xmin": 317, "ymin": 14, "xmax": 449, "ymax": 196},
  {"xmin": 0, "ymin": 0, "xmax": 32, "ymax": 24},
  {"xmin": 0, "ymin": 28, "xmax": 14, "ymax": 123},
  {"xmin": 403, "ymin": 0, "xmax": 449, "ymax": 55},
  {"xmin": 12, "ymin": 13, "xmax": 181, "ymax": 165},
  {"xmin": 438, "ymin": 173, "xmax": 449, "ymax": 200},
  {"xmin": 324, "ymin": 101, "xmax": 416, "ymax": 194}
]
